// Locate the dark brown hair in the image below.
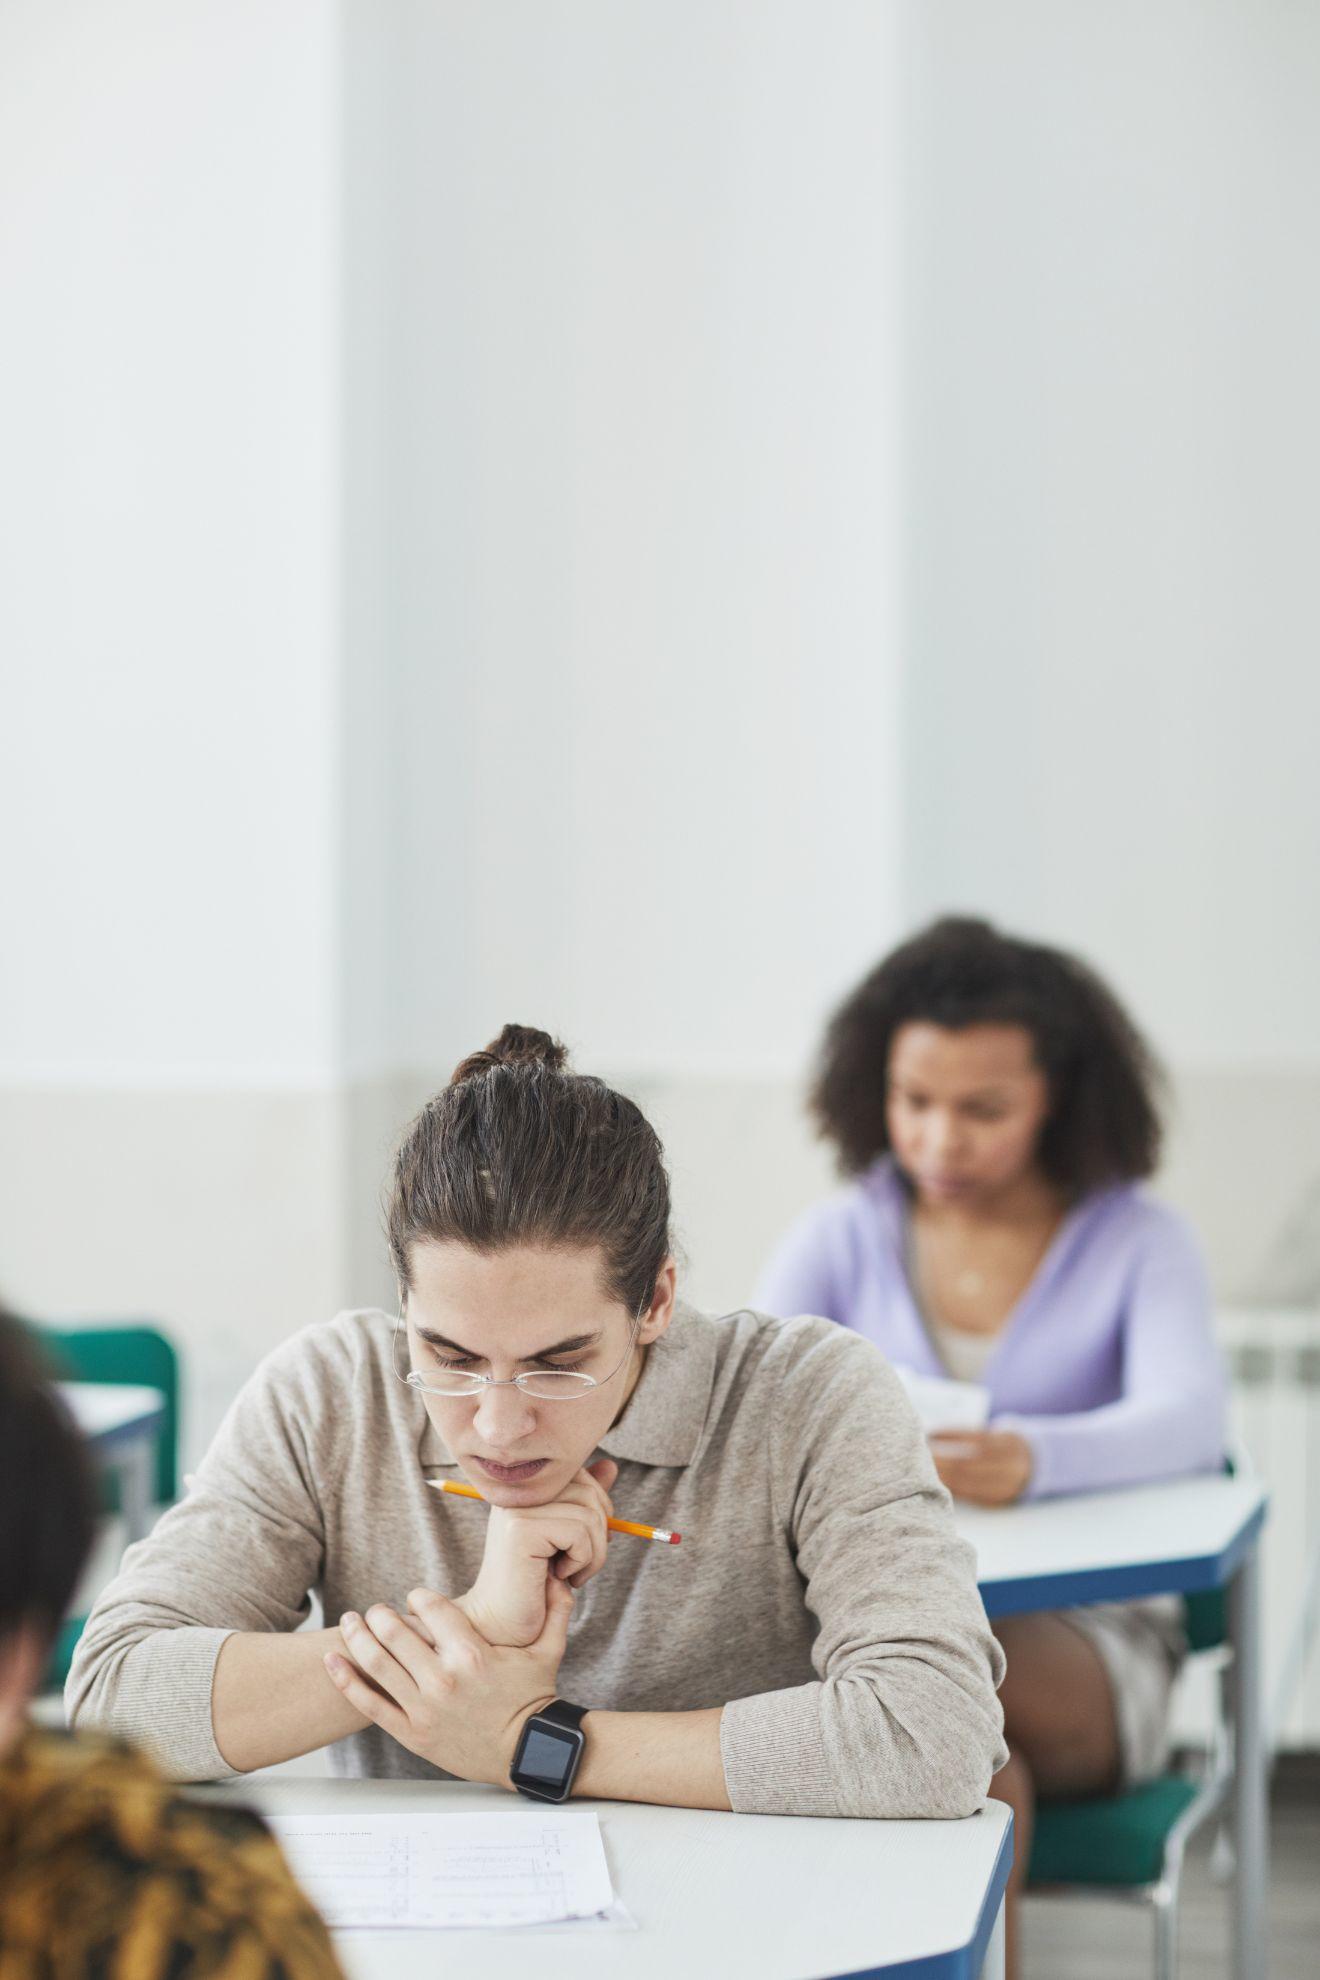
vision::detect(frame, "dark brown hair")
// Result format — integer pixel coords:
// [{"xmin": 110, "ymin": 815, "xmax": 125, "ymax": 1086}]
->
[
  {"xmin": 386, "ymin": 1025, "xmax": 672, "ymax": 1312},
  {"xmin": 813, "ymin": 917, "xmax": 1164, "ymax": 1191},
  {"xmin": 0, "ymin": 1312, "xmax": 99, "ymax": 1646}
]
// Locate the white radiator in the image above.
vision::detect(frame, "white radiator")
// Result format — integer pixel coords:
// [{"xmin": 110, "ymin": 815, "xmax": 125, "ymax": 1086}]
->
[{"xmin": 1170, "ymin": 1307, "xmax": 1320, "ymax": 1752}]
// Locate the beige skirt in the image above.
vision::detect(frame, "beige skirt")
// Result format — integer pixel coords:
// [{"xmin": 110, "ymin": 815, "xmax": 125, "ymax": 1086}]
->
[{"xmin": 1056, "ymin": 1596, "xmax": 1187, "ymax": 1787}]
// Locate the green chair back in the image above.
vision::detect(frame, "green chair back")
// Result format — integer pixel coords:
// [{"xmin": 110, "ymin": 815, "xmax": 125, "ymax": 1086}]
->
[
  {"xmin": 36, "ymin": 1322, "xmax": 180, "ymax": 1505},
  {"xmin": 27, "ymin": 1321, "xmax": 181, "ymax": 1693}
]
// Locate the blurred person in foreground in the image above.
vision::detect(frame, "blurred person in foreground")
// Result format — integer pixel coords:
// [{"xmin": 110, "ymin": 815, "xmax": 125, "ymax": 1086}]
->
[
  {"xmin": 756, "ymin": 917, "xmax": 1226, "ymax": 1979},
  {"xmin": 0, "ymin": 1312, "xmax": 343, "ymax": 1980}
]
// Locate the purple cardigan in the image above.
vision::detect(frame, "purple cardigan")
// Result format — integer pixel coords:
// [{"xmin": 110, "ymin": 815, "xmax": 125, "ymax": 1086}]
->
[{"xmin": 754, "ymin": 1160, "xmax": 1226, "ymax": 1500}]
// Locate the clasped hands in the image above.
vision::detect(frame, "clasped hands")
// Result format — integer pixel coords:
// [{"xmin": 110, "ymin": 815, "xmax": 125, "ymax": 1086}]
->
[{"xmin": 323, "ymin": 1458, "xmax": 617, "ymax": 1785}]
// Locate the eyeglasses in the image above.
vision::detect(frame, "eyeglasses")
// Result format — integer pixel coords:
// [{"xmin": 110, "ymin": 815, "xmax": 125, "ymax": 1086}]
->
[{"xmin": 392, "ymin": 1301, "xmax": 647, "ymax": 1403}]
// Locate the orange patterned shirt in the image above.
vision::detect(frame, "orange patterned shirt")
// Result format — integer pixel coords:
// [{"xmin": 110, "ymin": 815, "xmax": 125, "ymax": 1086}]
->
[{"xmin": 0, "ymin": 1730, "xmax": 343, "ymax": 1980}]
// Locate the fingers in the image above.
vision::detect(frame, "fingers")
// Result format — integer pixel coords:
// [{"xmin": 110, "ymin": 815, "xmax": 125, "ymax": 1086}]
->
[
  {"xmin": 929, "ymin": 1434, "xmax": 987, "ymax": 1461},
  {"xmin": 523, "ymin": 1500, "xmax": 608, "ymax": 1586},
  {"xmin": 350, "ymin": 1604, "xmax": 438, "ymax": 1687},
  {"xmin": 323, "ymin": 1648, "xmax": 409, "ymax": 1736},
  {"xmin": 406, "ymin": 1587, "xmax": 484, "ymax": 1674},
  {"xmin": 570, "ymin": 1463, "xmax": 615, "ymax": 1522},
  {"xmin": 399, "ymin": 1608, "xmax": 437, "ymax": 1650},
  {"xmin": 934, "ymin": 1458, "xmax": 1013, "ymax": 1506},
  {"xmin": 534, "ymin": 1572, "xmax": 575, "ymax": 1663},
  {"xmin": 558, "ymin": 1516, "xmax": 605, "ymax": 1585},
  {"xmin": 336, "ymin": 1609, "xmax": 422, "ymax": 1702}
]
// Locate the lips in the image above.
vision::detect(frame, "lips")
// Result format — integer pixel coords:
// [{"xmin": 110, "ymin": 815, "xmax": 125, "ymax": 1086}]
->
[{"xmin": 472, "ymin": 1456, "xmax": 550, "ymax": 1484}]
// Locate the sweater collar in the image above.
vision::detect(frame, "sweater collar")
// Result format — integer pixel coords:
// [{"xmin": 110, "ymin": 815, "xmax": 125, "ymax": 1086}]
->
[{"xmin": 416, "ymin": 1303, "xmax": 717, "ymax": 1473}]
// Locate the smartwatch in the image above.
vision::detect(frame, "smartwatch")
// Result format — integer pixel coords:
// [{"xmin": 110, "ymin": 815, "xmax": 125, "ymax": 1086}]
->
[{"xmin": 510, "ymin": 1700, "xmax": 589, "ymax": 1803}]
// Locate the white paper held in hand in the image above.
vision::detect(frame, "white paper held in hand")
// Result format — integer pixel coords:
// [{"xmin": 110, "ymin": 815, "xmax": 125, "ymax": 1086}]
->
[
  {"xmin": 269, "ymin": 1810, "xmax": 614, "ymax": 1930},
  {"xmin": 894, "ymin": 1365, "xmax": 992, "ymax": 1435}
]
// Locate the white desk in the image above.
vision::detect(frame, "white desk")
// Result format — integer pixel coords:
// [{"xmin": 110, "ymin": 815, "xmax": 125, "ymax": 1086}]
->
[
  {"xmin": 225, "ymin": 1779, "xmax": 1013, "ymax": 1980},
  {"xmin": 59, "ymin": 1382, "xmax": 166, "ymax": 1544},
  {"xmin": 960, "ymin": 1475, "xmax": 1269, "ymax": 1980}
]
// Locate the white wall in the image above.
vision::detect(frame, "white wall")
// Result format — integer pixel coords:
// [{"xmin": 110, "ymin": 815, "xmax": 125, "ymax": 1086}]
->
[
  {"xmin": 0, "ymin": 0, "xmax": 915, "ymax": 1440},
  {"xmin": 4, "ymin": 3, "xmax": 1319, "ymax": 1468},
  {"xmin": 370, "ymin": 0, "xmax": 1320, "ymax": 1308},
  {"xmin": 901, "ymin": 0, "xmax": 1320, "ymax": 1071},
  {"xmin": 383, "ymin": 0, "xmax": 908, "ymax": 1083},
  {"xmin": 0, "ymin": 0, "xmax": 349, "ymax": 1459},
  {"xmin": 0, "ymin": 0, "xmax": 341, "ymax": 1085},
  {"xmin": 894, "ymin": 0, "xmax": 1320, "ymax": 1300}
]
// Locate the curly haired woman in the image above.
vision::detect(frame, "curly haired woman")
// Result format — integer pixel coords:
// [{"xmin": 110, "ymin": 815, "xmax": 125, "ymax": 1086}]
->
[{"xmin": 757, "ymin": 917, "xmax": 1226, "ymax": 1977}]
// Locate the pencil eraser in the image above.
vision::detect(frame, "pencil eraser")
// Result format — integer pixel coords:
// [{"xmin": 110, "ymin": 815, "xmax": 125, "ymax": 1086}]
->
[{"xmin": 668, "ymin": 1532, "xmax": 682, "ymax": 1545}]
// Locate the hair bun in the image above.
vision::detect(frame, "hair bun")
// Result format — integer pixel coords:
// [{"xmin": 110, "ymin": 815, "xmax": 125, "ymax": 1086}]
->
[{"xmin": 450, "ymin": 1024, "xmax": 568, "ymax": 1085}]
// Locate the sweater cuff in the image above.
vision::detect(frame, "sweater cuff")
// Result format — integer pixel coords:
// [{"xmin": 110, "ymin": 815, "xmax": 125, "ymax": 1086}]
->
[
  {"xmin": 72, "ymin": 1626, "xmax": 240, "ymax": 1783},
  {"xmin": 719, "ymin": 1685, "xmax": 840, "ymax": 1816}
]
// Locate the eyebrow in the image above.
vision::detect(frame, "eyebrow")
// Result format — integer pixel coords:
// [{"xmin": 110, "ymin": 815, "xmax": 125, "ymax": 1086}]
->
[
  {"xmin": 893, "ymin": 1078, "xmax": 1014, "ymax": 1100},
  {"xmin": 413, "ymin": 1327, "xmax": 603, "ymax": 1361}
]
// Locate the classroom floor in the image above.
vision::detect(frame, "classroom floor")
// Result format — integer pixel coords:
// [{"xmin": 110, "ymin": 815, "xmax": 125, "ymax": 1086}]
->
[{"xmin": 1022, "ymin": 1758, "xmax": 1320, "ymax": 1979}]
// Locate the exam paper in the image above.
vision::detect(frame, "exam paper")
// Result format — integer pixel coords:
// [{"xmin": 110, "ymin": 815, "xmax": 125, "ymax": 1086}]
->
[
  {"xmin": 895, "ymin": 1364, "xmax": 991, "ymax": 1433},
  {"xmin": 269, "ymin": 1810, "xmax": 614, "ymax": 1930}
]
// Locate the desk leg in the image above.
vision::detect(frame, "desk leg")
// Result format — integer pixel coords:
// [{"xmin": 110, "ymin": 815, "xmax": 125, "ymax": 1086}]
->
[
  {"xmin": 1227, "ymin": 1540, "xmax": 1268, "ymax": 1980},
  {"xmin": 113, "ymin": 1437, "xmax": 155, "ymax": 1546},
  {"xmin": 979, "ymin": 1897, "xmax": 1006, "ymax": 1980}
]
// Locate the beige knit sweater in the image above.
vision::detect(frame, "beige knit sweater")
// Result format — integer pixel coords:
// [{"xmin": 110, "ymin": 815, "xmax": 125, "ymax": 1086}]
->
[{"xmin": 68, "ymin": 1305, "xmax": 1007, "ymax": 1816}]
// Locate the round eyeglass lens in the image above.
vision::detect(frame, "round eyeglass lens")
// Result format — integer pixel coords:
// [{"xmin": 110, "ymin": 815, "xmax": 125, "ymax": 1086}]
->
[
  {"xmin": 391, "ymin": 1322, "xmax": 603, "ymax": 1401},
  {"xmin": 516, "ymin": 1369, "xmax": 597, "ymax": 1401}
]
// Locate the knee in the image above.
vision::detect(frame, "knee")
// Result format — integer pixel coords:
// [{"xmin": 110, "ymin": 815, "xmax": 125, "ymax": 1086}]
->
[
  {"xmin": 994, "ymin": 1621, "xmax": 1118, "ymax": 1788},
  {"xmin": 996, "ymin": 1627, "xmax": 1065, "ymax": 1753}
]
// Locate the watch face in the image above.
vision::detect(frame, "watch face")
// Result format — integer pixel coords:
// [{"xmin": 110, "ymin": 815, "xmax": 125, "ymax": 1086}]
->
[{"xmin": 512, "ymin": 1721, "xmax": 582, "ymax": 1799}]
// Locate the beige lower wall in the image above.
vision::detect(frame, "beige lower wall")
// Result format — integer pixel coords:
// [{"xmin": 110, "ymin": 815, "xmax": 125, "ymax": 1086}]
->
[
  {"xmin": 3, "ymin": 1064, "xmax": 1317, "ymax": 1469},
  {"xmin": 1157, "ymin": 1068, "xmax": 1320, "ymax": 1305},
  {"xmin": 0, "ymin": 1083, "xmax": 366, "ymax": 1467},
  {"xmin": 642, "ymin": 1064, "xmax": 1320, "ymax": 1316}
]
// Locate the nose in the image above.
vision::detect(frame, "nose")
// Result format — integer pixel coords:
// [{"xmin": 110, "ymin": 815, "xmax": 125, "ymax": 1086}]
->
[
  {"xmin": 470, "ymin": 1379, "xmax": 539, "ymax": 1450},
  {"xmin": 925, "ymin": 1108, "xmax": 966, "ymax": 1164}
]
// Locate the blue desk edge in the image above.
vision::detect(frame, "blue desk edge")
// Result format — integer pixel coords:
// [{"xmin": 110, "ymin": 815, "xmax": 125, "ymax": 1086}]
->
[
  {"xmin": 829, "ymin": 1808, "xmax": 1013, "ymax": 1980},
  {"xmin": 978, "ymin": 1497, "xmax": 1268, "ymax": 1619}
]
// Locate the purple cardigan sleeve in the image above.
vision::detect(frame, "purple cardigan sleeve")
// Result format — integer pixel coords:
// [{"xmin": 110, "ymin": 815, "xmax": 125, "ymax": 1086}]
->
[
  {"xmin": 995, "ymin": 1212, "xmax": 1226, "ymax": 1500},
  {"xmin": 754, "ymin": 1203, "xmax": 849, "ymax": 1323}
]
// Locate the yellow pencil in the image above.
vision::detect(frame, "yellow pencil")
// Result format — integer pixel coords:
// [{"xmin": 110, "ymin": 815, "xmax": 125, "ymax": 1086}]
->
[{"xmin": 428, "ymin": 1475, "xmax": 681, "ymax": 1545}]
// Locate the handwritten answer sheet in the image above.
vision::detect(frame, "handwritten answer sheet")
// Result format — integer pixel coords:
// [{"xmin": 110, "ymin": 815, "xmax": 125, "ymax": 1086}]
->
[{"xmin": 269, "ymin": 1810, "xmax": 615, "ymax": 1930}]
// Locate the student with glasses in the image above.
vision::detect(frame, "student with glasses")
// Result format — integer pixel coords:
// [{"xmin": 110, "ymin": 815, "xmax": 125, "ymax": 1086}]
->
[{"xmin": 69, "ymin": 1027, "xmax": 1006, "ymax": 1817}]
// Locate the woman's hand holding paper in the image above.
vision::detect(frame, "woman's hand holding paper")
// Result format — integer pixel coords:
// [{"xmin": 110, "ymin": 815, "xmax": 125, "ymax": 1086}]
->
[{"xmin": 928, "ymin": 1426, "xmax": 1033, "ymax": 1505}]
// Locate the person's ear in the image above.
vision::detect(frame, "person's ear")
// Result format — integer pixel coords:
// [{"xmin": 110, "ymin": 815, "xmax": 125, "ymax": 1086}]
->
[
  {"xmin": 0, "ymin": 1623, "xmax": 47, "ymax": 1763},
  {"xmin": 637, "ymin": 1258, "xmax": 678, "ymax": 1346}
]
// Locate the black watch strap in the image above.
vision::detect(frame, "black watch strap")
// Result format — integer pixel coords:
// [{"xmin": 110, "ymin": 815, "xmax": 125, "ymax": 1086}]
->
[{"xmin": 538, "ymin": 1699, "xmax": 587, "ymax": 1734}]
